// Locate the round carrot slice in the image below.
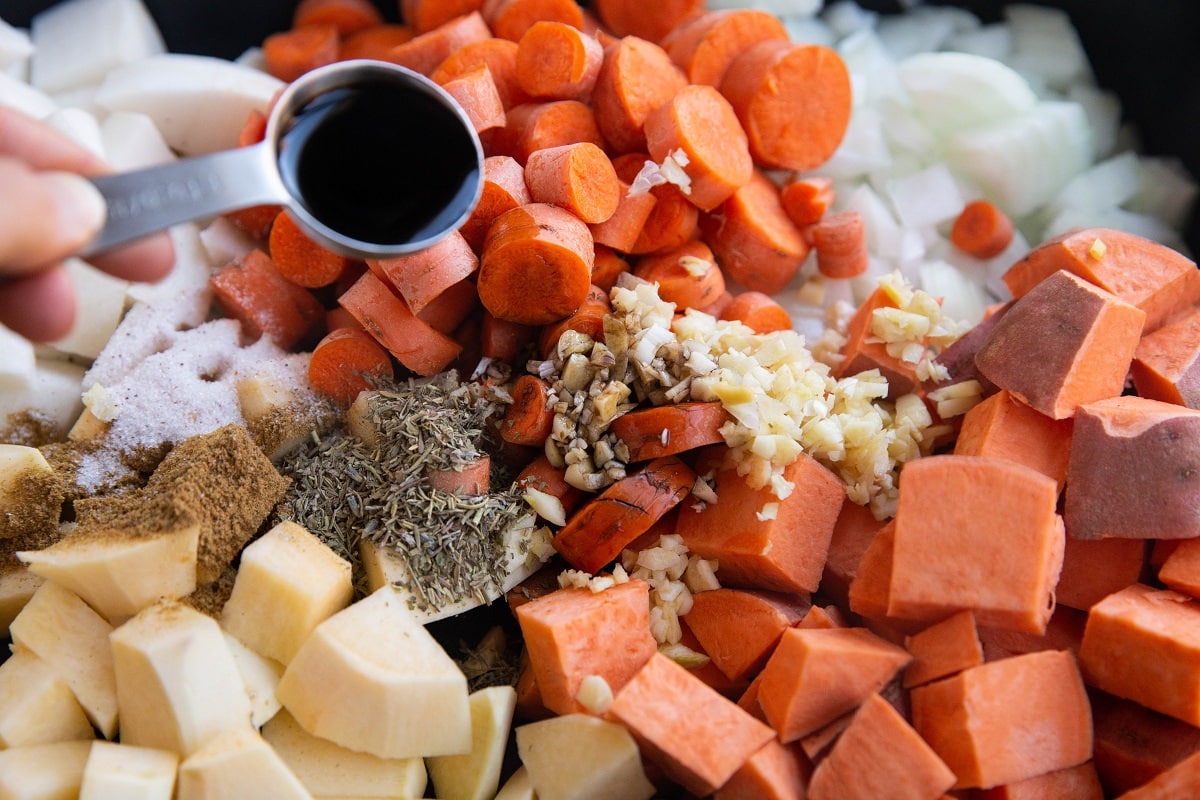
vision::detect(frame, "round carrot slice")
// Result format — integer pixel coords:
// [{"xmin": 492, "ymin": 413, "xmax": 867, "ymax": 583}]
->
[{"xmin": 308, "ymin": 327, "xmax": 394, "ymax": 405}]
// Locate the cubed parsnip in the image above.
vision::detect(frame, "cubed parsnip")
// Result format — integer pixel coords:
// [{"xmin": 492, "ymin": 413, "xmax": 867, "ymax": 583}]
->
[
  {"xmin": 29, "ymin": 0, "xmax": 165, "ymax": 93},
  {"xmin": 9, "ymin": 580, "xmax": 119, "ymax": 739},
  {"xmin": 0, "ymin": 647, "xmax": 96, "ymax": 748},
  {"xmin": 19, "ymin": 521, "xmax": 201, "ymax": 625},
  {"xmin": 67, "ymin": 407, "xmax": 111, "ymax": 443},
  {"xmin": 222, "ymin": 632, "xmax": 284, "ymax": 728},
  {"xmin": 0, "ymin": 740, "xmax": 94, "ymax": 799},
  {"xmin": 276, "ymin": 586, "xmax": 472, "ymax": 760},
  {"xmin": 109, "ymin": 601, "xmax": 253, "ymax": 756},
  {"xmin": 515, "ymin": 714, "xmax": 656, "ymax": 800},
  {"xmin": 262, "ymin": 709, "xmax": 428, "ymax": 799},
  {"xmin": 176, "ymin": 726, "xmax": 312, "ymax": 800},
  {"xmin": 79, "ymin": 740, "xmax": 178, "ymax": 800},
  {"xmin": 494, "ymin": 766, "xmax": 536, "ymax": 800},
  {"xmin": 0, "ymin": 568, "xmax": 44, "ymax": 635},
  {"xmin": 428, "ymin": 686, "xmax": 519, "ymax": 800},
  {"xmin": 220, "ymin": 521, "xmax": 353, "ymax": 665},
  {"xmin": 47, "ymin": 259, "xmax": 131, "ymax": 361},
  {"xmin": 0, "ymin": 443, "xmax": 60, "ymax": 540}
]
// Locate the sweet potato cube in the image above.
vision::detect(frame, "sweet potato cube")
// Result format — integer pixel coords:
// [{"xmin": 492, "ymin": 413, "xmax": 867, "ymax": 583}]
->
[
  {"xmin": 1064, "ymin": 395, "xmax": 1200, "ymax": 540},
  {"xmin": 675, "ymin": 450, "xmax": 845, "ymax": 594},
  {"xmin": 607, "ymin": 652, "xmax": 775, "ymax": 796},
  {"xmin": 1090, "ymin": 688, "xmax": 1200, "ymax": 796},
  {"xmin": 684, "ymin": 588, "xmax": 810, "ymax": 682},
  {"xmin": 1078, "ymin": 582, "xmax": 1200, "ymax": 726},
  {"xmin": 808, "ymin": 693, "xmax": 955, "ymax": 800},
  {"xmin": 1131, "ymin": 306, "xmax": 1200, "ymax": 408},
  {"xmin": 714, "ymin": 739, "xmax": 810, "ymax": 800},
  {"xmin": 887, "ymin": 455, "xmax": 1064, "ymax": 634},
  {"xmin": 977, "ymin": 761, "xmax": 1104, "ymax": 800},
  {"xmin": 1158, "ymin": 538, "xmax": 1200, "ymax": 598},
  {"xmin": 834, "ymin": 285, "xmax": 918, "ymax": 397},
  {"xmin": 1055, "ymin": 537, "xmax": 1146, "ymax": 611},
  {"xmin": 975, "ymin": 269, "xmax": 1146, "ymax": 420},
  {"xmin": 820, "ymin": 500, "xmax": 886, "ymax": 609},
  {"xmin": 902, "ymin": 610, "xmax": 984, "ymax": 689},
  {"xmin": 514, "ymin": 579, "xmax": 657, "ymax": 716},
  {"xmin": 952, "ymin": 389, "xmax": 1073, "ymax": 492},
  {"xmin": 911, "ymin": 649, "xmax": 1093, "ymax": 789},
  {"xmin": 756, "ymin": 627, "xmax": 911, "ymax": 743},
  {"xmin": 1115, "ymin": 750, "xmax": 1200, "ymax": 800}
]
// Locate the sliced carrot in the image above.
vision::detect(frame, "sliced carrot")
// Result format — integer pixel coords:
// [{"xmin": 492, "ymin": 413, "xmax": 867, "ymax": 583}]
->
[
  {"xmin": 606, "ymin": 652, "xmax": 776, "ymax": 797},
  {"xmin": 590, "ymin": 0, "xmax": 706, "ymax": 43},
  {"xmin": 588, "ymin": 181, "xmax": 658, "ymax": 254},
  {"xmin": 591, "ymin": 36, "xmax": 689, "ymax": 155},
  {"xmin": 819, "ymin": 499, "xmax": 885, "ymax": 610},
  {"xmin": 808, "ymin": 693, "xmax": 956, "ymax": 800},
  {"xmin": 514, "ymin": 579, "xmax": 657, "ymax": 716},
  {"xmin": 699, "ymin": 169, "xmax": 809, "ymax": 294},
  {"xmin": 713, "ymin": 739, "xmax": 810, "ymax": 800},
  {"xmin": 209, "ymin": 249, "xmax": 325, "ymax": 350},
  {"xmin": 811, "ymin": 210, "xmax": 869, "ymax": 279},
  {"xmin": 337, "ymin": 269, "xmax": 463, "ymax": 376},
  {"xmin": 537, "ymin": 283, "xmax": 610, "ymax": 356},
  {"xmin": 1055, "ymin": 537, "xmax": 1146, "ymax": 611},
  {"xmin": 338, "ymin": 24, "xmax": 415, "ymax": 60},
  {"xmin": 400, "ymin": 0, "xmax": 485, "ymax": 34},
  {"xmin": 368, "ymin": 230, "xmax": 478, "ymax": 316},
  {"xmin": 950, "ymin": 198, "xmax": 1015, "ymax": 260},
  {"xmin": 911, "ymin": 650, "xmax": 1093, "ymax": 790},
  {"xmin": 498, "ymin": 374, "xmax": 555, "ymax": 447},
  {"xmin": 952, "ymin": 389, "xmax": 1074, "ymax": 493},
  {"xmin": 307, "ymin": 327, "xmax": 394, "ymax": 406},
  {"xmin": 633, "ymin": 240, "xmax": 726, "ymax": 312},
  {"xmin": 385, "ymin": 11, "xmax": 491, "ymax": 76},
  {"xmin": 1090, "ymin": 688, "xmax": 1200, "ymax": 797},
  {"xmin": 459, "ymin": 155, "xmax": 531, "ymax": 253},
  {"xmin": 481, "ymin": 309, "xmax": 535, "ymax": 361},
  {"xmin": 267, "ymin": 209, "xmax": 351, "ymax": 289},
  {"xmin": 490, "ymin": 100, "xmax": 604, "ymax": 165},
  {"xmin": 719, "ymin": 291, "xmax": 792, "ymax": 334},
  {"xmin": 324, "ymin": 305, "xmax": 360, "ymax": 332},
  {"xmin": 608, "ymin": 401, "xmax": 729, "ymax": 462},
  {"xmin": 719, "ymin": 40, "xmax": 852, "ymax": 172},
  {"xmin": 901, "ymin": 610, "xmax": 984, "ymax": 689},
  {"xmin": 779, "ymin": 174, "xmax": 835, "ymax": 228},
  {"xmin": 426, "ymin": 454, "xmax": 490, "ymax": 496},
  {"xmin": 262, "ymin": 24, "xmax": 341, "ymax": 83},
  {"xmin": 515, "ymin": 21, "xmax": 603, "ymax": 101},
  {"xmin": 430, "ymin": 37, "xmax": 531, "ymax": 110},
  {"xmin": 644, "ymin": 83, "xmax": 752, "ymax": 212},
  {"xmin": 515, "ymin": 453, "xmax": 586, "ymax": 520},
  {"xmin": 612, "ymin": 152, "xmax": 699, "ymax": 254},
  {"xmin": 552, "ymin": 455, "xmax": 695, "ymax": 574},
  {"xmin": 664, "ymin": 9, "xmax": 788, "ymax": 88},
  {"xmin": 436, "ymin": 64, "xmax": 506, "ymax": 134},
  {"xmin": 1130, "ymin": 306, "xmax": 1200, "ymax": 408},
  {"xmin": 590, "ymin": 244, "xmax": 630, "ymax": 292},
  {"xmin": 477, "ymin": 203, "xmax": 595, "ymax": 325},
  {"xmin": 481, "ymin": 0, "xmax": 584, "ymax": 42},
  {"xmin": 293, "ymin": 0, "xmax": 383, "ymax": 35},
  {"xmin": 698, "ymin": 289, "xmax": 734, "ymax": 318},
  {"xmin": 683, "ymin": 588, "xmax": 809, "ymax": 682},
  {"xmin": 888, "ymin": 454, "xmax": 1063, "ymax": 634},
  {"xmin": 225, "ymin": 110, "xmax": 283, "ymax": 240},
  {"xmin": 978, "ymin": 762, "xmax": 1104, "ymax": 800},
  {"xmin": 414, "ymin": 276, "xmax": 479, "ymax": 334},
  {"xmin": 524, "ymin": 142, "xmax": 621, "ymax": 224}
]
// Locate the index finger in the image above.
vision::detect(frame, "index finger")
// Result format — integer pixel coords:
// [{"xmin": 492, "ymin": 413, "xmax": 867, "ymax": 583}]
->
[{"xmin": 0, "ymin": 106, "xmax": 108, "ymax": 175}]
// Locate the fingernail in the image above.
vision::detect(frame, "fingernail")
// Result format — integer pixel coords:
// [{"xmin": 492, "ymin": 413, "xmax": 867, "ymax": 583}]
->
[{"xmin": 43, "ymin": 171, "xmax": 106, "ymax": 248}]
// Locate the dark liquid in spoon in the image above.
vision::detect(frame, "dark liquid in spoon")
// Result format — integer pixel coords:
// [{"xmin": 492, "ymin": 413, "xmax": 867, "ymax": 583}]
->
[{"xmin": 277, "ymin": 80, "xmax": 480, "ymax": 246}]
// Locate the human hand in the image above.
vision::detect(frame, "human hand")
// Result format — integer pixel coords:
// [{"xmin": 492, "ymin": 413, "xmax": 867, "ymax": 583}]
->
[{"xmin": 0, "ymin": 106, "xmax": 175, "ymax": 342}]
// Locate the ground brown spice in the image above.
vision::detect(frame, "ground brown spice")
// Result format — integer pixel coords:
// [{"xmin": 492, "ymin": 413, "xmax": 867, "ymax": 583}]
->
[
  {"xmin": 1, "ymin": 411, "xmax": 61, "ymax": 448},
  {"xmin": 1, "ymin": 461, "xmax": 66, "ymax": 542},
  {"xmin": 184, "ymin": 565, "xmax": 238, "ymax": 618}
]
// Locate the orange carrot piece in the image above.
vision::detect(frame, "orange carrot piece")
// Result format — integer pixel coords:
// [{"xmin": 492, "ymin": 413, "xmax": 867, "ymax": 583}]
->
[
  {"xmin": 1055, "ymin": 537, "xmax": 1145, "ymax": 611},
  {"xmin": 952, "ymin": 389, "xmax": 1074, "ymax": 493},
  {"xmin": 719, "ymin": 40, "xmax": 852, "ymax": 172},
  {"xmin": 675, "ymin": 448, "xmax": 846, "ymax": 595},
  {"xmin": 436, "ymin": 64, "xmax": 506, "ymax": 134},
  {"xmin": 267, "ymin": 209, "xmax": 351, "ymax": 289},
  {"xmin": 846, "ymin": 519, "xmax": 923, "ymax": 637},
  {"xmin": 819, "ymin": 499, "xmax": 885, "ymax": 609},
  {"xmin": 490, "ymin": 99, "xmax": 604, "ymax": 164},
  {"xmin": 1002, "ymin": 227, "xmax": 1200, "ymax": 333},
  {"xmin": 590, "ymin": 244, "xmax": 630, "ymax": 292},
  {"xmin": 719, "ymin": 291, "xmax": 792, "ymax": 334},
  {"xmin": 1131, "ymin": 306, "xmax": 1200, "ymax": 408},
  {"xmin": 608, "ymin": 401, "xmax": 730, "ymax": 462},
  {"xmin": 756, "ymin": 626, "xmax": 911, "ymax": 743},
  {"xmin": 552, "ymin": 456, "xmax": 696, "ymax": 574},
  {"xmin": 644, "ymin": 83, "xmax": 753, "ymax": 212},
  {"xmin": 368, "ymin": 230, "xmax": 478, "ymax": 315},
  {"xmin": 429, "ymin": 37, "xmax": 531, "ymax": 110},
  {"xmin": 477, "ymin": 203, "xmax": 596, "ymax": 325},
  {"xmin": 498, "ymin": 374, "xmax": 555, "ymax": 447},
  {"xmin": 591, "ymin": 0, "xmax": 706, "ymax": 43},
  {"xmin": 324, "ymin": 305, "xmax": 360, "ymax": 332},
  {"xmin": 834, "ymin": 284, "xmax": 919, "ymax": 396},
  {"xmin": 1064, "ymin": 395, "xmax": 1200, "ymax": 540},
  {"xmin": 481, "ymin": 0, "xmax": 584, "ymax": 42},
  {"xmin": 698, "ymin": 289, "xmax": 734, "ymax": 318},
  {"xmin": 514, "ymin": 579, "xmax": 657, "ymax": 716},
  {"xmin": 975, "ymin": 269, "xmax": 1146, "ymax": 419},
  {"xmin": 780, "ymin": 174, "xmax": 835, "ymax": 228},
  {"xmin": 293, "ymin": 0, "xmax": 383, "ymax": 35},
  {"xmin": 337, "ymin": 269, "xmax": 463, "ymax": 376},
  {"xmin": 975, "ymin": 604, "xmax": 1087, "ymax": 663},
  {"xmin": 339, "ymin": 24, "xmax": 415, "ymax": 60},
  {"xmin": 459, "ymin": 155, "xmax": 531, "ymax": 253},
  {"xmin": 516, "ymin": 453, "xmax": 586, "ymax": 519},
  {"xmin": 798, "ymin": 604, "xmax": 847, "ymax": 630},
  {"xmin": 262, "ymin": 24, "xmax": 341, "ymax": 83},
  {"xmin": 612, "ymin": 153, "xmax": 700, "ymax": 254},
  {"xmin": 209, "ymin": 249, "xmax": 324, "ymax": 350},
  {"xmin": 1090, "ymin": 689, "xmax": 1200, "ymax": 797},
  {"xmin": 588, "ymin": 181, "xmax": 658, "ymax": 254},
  {"xmin": 633, "ymin": 240, "xmax": 726, "ymax": 311},
  {"xmin": 701, "ymin": 169, "xmax": 808, "ymax": 294},
  {"xmin": 902, "ymin": 610, "xmax": 984, "ymax": 689},
  {"xmin": 385, "ymin": 11, "xmax": 491, "ymax": 76},
  {"xmin": 809, "ymin": 693, "xmax": 956, "ymax": 800},
  {"xmin": 951, "ymin": 198, "xmax": 1015, "ymax": 260},
  {"xmin": 591, "ymin": 36, "xmax": 688, "ymax": 155},
  {"xmin": 811, "ymin": 210, "xmax": 869, "ymax": 279},
  {"xmin": 911, "ymin": 649, "xmax": 1093, "ymax": 790},
  {"xmin": 888, "ymin": 454, "xmax": 1064, "ymax": 634},
  {"xmin": 1159, "ymin": 538, "xmax": 1200, "ymax": 598},
  {"xmin": 515, "ymin": 21, "xmax": 604, "ymax": 101},
  {"xmin": 481, "ymin": 309, "xmax": 535, "ymax": 361},
  {"xmin": 524, "ymin": 142, "xmax": 621, "ymax": 224},
  {"xmin": 307, "ymin": 326, "xmax": 394, "ymax": 406},
  {"xmin": 226, "ymin": 109, "xmax": 282, "ymax": 239},
  {"xmin": 537, "ymin": 283, "xmax": 610, "ymax": 356},
  {"xmin": 400, "ymin": 0, "xmax": 485, "ymax": 34},
  {"xmin": 607, "ymin": 652, "xmax": 776, "ymax": 797},
  {"xmin": 977, "ymin": 762, "xmax": 1104, "ymax": 800},
  {"xmin": 414, "ymin": 276, "xmax": 479, "ymax": 334},
  {"xmin": 664, "ymin": 9, "xmax": 788, "ymax": 87},
  {"xmin": 684, "ymin": 588, "xmax": 809, "ymax": 682},
  {"xmin": 426, "ymin": 454, "xmax": 491, "ymax": 496},
  {"xmin": 713, "ymin": 739, "xmax": 810, "ymax": 800},
  {"xmin": 675, "ymin": 622, "xmax": 751, "ymax": 699}
]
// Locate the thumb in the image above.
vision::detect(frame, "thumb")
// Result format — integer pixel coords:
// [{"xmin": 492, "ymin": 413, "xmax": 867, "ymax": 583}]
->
[{"xmin": 0, "ymin": 160, "xmax": 105, "ymax": 276}]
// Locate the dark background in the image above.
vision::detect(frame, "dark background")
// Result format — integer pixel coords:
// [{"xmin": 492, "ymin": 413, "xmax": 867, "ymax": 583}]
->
[{"xmin": 3, "ymin": 0, "xmax": 1198, "ymax": 251}]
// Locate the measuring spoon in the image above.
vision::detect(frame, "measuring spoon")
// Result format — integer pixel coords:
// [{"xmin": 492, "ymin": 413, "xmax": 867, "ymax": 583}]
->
[{"xmin": 81, "ymin": 60, "xmax": 484, "ymax": 259}]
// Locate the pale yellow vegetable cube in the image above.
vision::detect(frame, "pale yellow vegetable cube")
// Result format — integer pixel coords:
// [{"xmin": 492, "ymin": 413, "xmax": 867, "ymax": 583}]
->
[
  {"xmin": 427, "ymin": 685, "xmax": 518, "ymax": 800},
  {"xmin": 494, "ymin": 766, "xmax": 536, "ymax": 800},
  {"xmin": 262, "ymin": 709, "xmax": 427, "ymax": 798},
  {"xmin": 176, "ymin": 726, "xmax": 311, "ymax": 800},
  {"xmin": 276, "ymin": 586, "xmax": 471, "ymax": 760},
  {"xmin": 220, "ymin": 521, "xmax": 352, "ymax": 665},
  {"xmin": 0, "ymin": 444, "xmax": 58, "ymax": 540},
  {"xmin": 79, "ymin": 740, "xmax": 178, "ymax": 800},
  {"xmin": 223, "ymin": 632, "xmax": 284, "ymax": 728},
  {"xmin": 0, "ymin": 568, "xmax": 43, "ymax": 635},
  {"xmin": 0, "ymin": 740, "xmax": 93, "ymax": 799},
  {"xmin": 0, "ymin": 647, "xmax": 96, "ymax": 748},
  {"xmin": 516, "ymin": 714, "xmax": 656, "ymax": 800}
]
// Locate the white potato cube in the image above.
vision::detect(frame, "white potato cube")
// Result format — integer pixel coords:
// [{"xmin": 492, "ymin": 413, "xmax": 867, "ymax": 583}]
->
[
  {"xmin": 80, "ymin": 740, "xmax": 178, "ymax": 800},
  {"xmin": 0, "ymin": 18, "xmax": 34, "ymax": 72},
  {"xmin": 0, "ymin": 647, "xmax": 96, "ymax": 748},
  {"xmin": 0, "ymin": 443, "xmax": 53, "ymax": 508},
  {"xmin": 124, "ymin": 223, "xmax": 215, "ymax": 310},
  {"xmin": 0, "ymin": 568, "xmax": 44, "ymax": 636},
  {"xmin": 9, "ymin": 580, "xmax": 119, "ymax": 739},
  {"xmin": 0, "ymin": 324, "xmax": 36, "ymax": 396},
  {"xmin": 0, "ymin": 68, "xmax": 57, "ymax": 117},
  {"xmin": 428, "ymin": 685, "xmax": 518, "ymax": 800},
  {"xmin": 29, "ymin": 0, "xmax": 165, "ymax": 93},
  {"xmin": 109, "ymin": 601, "xmax": 253, "ymax": 756},
  {"xmin": 495, "ymin": 766, "xmax": 537, "ymax": 800},
  {"xmin": 176, "ymin": 726, "xmax": 311, "ymax": 800},
  {"xmin": 197, "ymin": 216, "xmax": 256, "ymax": 266},
  {"xmin": 515, "ymin": 714, "xmax": 656, "ymax": 800},
  {"xmin": 262, "ymin": 709, "xmax": 428, "ymax": 798},
  {"xmin": 222, "ymin": 632, "xmax": 284, "ymax": 729},
  {"xmin": 0, "ymin": 740, "xmax": 94, "ymax": 798},
  {"xmin": 99, "ymin": 110, "xmax": 175, "ymax": 171},
  {"xmin": 0, "ymin": 357, "xmax": 85, "ymax": 442},
  {"xmin": 44, "ymin": 258, "xmax": 130, "ymax": 361},
  {"xmin": 276, "ymin": 586, "xmax": 471, "ymax": 760}
]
